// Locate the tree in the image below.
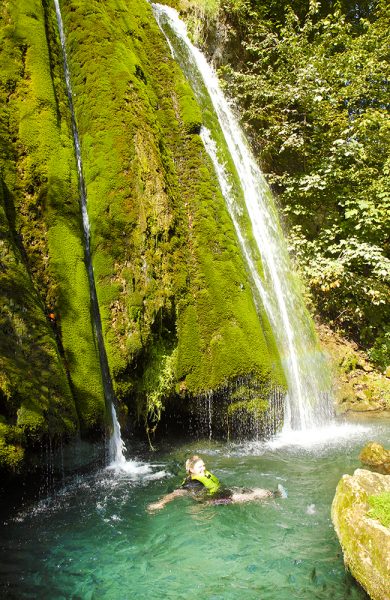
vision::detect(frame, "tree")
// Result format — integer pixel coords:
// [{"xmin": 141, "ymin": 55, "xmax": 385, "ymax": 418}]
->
[{"xmin": 217, "ymin": 0, "xmax": 390, "ymax": 359}]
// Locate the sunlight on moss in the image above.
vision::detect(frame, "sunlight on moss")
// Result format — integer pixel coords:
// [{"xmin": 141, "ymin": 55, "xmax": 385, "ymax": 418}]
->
[{"xmin": 368, "ymin": 492, "xmax": 390, "ymax": 528}]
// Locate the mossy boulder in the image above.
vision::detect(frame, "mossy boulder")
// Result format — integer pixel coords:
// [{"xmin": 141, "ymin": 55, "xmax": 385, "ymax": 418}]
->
[
  {"xmin": 331, "ymin": 468, "xmax": 390, "ymax": 600},
  {"xmin": 360, "ymin": 442, "xmax": 390, "ymax": 475}
]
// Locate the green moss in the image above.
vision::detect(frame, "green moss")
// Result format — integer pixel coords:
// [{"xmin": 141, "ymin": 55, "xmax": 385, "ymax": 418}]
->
[
  {"xmin": 137, "ymin": 341, "xmax": 177, "ymax": 446},
  {"xmin": 55, "ymin": 0, "xmax": 285, "ymax": 431},
  {"xmin": 340, "ymin": 352, "xmax": 359, "ymax": 373},
  {"xmin": 227, "ymin": 381, "xmax": 270, "ymax": 430},
  {"xmin": 48, "ymin": 222, "xmax": 106, "ymax": 428},
  {"xmin": 0, "ymin": 175, "xmax": 79, "ymax": 456},
  {"xmin": 332, "ymin": 472, "xmax": 390, "ymax": 600},
  {"xmin": 368, "ymin": 492, "xmax": 390, "ymax": 528},
  {"xmin": 0, "ymin": 422, "xmax": 24, "ymax": 471},
  {"xmin": 176, "ymin": 304, "xmax": 203, "ymax": 390},
  {"xmin": 0, "ymin": 0, "xmax": 108, "ymax": 473},
  {"xmin": 228, "ymin": 397, "xmax": 269, "ymax": 417},
  {"xmin": 1, "ymin": 0, "xmax": 286, "ymax": 455},
  {"xmin": 175, "ymin": 80, "xmax": 202, "ymax": 134}
]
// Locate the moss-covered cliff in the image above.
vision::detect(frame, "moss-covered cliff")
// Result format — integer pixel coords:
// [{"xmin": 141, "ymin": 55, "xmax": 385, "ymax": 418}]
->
[
  {"xmin": 60, "ymin": 0, "xmax": 284, "ymax": 425},
  {"xmin": 0, "ymin": 0, "xmax": 109, "ymax": 473},
  {"xmin": 168, "ymin": 0, "xmax": 390, "ymax": 389},
  {"xmin": 0, "ymin": 0, "xmax": 284, "ymax": 473}
]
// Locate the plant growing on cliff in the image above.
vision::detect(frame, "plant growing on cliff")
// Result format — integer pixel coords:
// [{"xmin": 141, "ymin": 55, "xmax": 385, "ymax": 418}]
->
[
  {"xmin": 141, "ymin": 345, "xmax": 177, "ymax": 448},
  {"xmin": 367, "ymin": 492, "xmax": 390, "ymax": 528}
]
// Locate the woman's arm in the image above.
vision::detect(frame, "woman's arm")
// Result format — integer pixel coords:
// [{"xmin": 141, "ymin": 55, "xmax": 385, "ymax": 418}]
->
[{"xmin": 147, "ymin": 488, "xmax": 188, "ymax": 512}]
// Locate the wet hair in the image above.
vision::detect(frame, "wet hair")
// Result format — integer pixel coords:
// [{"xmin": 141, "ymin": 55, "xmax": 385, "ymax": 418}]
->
[{"xmin": 185, "ymin": 455, "xmax": 203, "ymax": 473}]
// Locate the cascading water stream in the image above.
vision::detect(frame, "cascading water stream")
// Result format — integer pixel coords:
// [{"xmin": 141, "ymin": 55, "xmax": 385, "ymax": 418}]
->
[
  {"xmin": 54, "ymin": 0, "xmax": 126, "ymax": 464},
  {"xmin": 153, "ymin": 4, "xmax": 334, "ymax": 430}
]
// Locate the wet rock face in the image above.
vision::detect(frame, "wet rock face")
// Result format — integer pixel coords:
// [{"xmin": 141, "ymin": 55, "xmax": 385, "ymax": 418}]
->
[
  {"xmin": 331, "ymin": 469, "xmax": 390, "ymax": 600},
  {"xmin": 360, "ymin": 442, "xmax": 390, "ymax": 475}
]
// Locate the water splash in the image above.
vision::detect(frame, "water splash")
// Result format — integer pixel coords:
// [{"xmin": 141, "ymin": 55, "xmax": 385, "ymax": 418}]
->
[
  {"xmin": 54, "ymin": 0, "xmax": 125, "ymax": 464},
  {"xmin": 108, "ymin": 405, "xmax": 128, "ymax": 468},
  {"xmin": 230, "ymin": 420, "xmax": 373, "ymax": 455},
  {"xmin": 153, "ymin": 4, "xmax": 334, "ymax": 431},
  {"xmin": 267, "ymin": 421, "xmax": 372, "ymax": 450}
]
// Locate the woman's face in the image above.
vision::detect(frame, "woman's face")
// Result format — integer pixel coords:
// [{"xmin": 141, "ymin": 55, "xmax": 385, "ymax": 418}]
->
[{"xmin": 191, "ymin": 459, "xmax": 206, "ymax": 475}]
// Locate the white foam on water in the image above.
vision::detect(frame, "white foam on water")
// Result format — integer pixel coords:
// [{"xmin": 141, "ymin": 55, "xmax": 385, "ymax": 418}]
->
[
  {"xmin": 230, "ymin": 420, "xmax": 377, "ymax": 456},
  {"xmin": 107, "ymin": 459, "xmax": 152, "ymax": 475},
  {"xmin": 268, "ymin": 421, "xmax": 372, "ymax": 450},
  {"xmin": 106, "ymin": 458, "xmax": 169, "ymax": 481},
  {"xmin": 11, "ymin": 460, "xmax": 168, "ymax": 524},
  {"xmin": 144, "ymin": 470, "xmax": 170, "ymax": 481}
]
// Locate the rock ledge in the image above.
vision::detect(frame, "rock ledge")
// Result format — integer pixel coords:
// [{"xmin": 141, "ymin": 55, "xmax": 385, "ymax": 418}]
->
[{"xmin": 331, "ymin": 468, "xmax": 390, "ymax": 600}]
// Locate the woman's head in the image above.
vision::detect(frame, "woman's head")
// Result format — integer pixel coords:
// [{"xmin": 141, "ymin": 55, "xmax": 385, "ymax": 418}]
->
[{"xmin": 185, "ymin": 455, "xmax": 206, "ymax": 475}]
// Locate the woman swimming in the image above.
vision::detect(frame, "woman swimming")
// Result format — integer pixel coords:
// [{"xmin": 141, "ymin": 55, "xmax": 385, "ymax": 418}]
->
[{"xmin": 147, "ymin": 455, "xmax": 284, "ymax": 511}]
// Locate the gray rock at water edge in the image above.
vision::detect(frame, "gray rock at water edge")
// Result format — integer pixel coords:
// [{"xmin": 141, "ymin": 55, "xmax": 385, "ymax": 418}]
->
[{"xmin": 331, "ymin": 468, "xmax": 390, "ymax": 600}]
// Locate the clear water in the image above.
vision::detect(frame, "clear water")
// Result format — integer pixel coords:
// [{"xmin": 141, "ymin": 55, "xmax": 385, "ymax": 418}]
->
[{"xmin": 2, "ymin": 417, "xmax": 388, "ymax": 599}]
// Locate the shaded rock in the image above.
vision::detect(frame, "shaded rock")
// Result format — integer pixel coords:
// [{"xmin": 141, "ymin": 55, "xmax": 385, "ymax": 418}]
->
[
  {"xmin": 317, "ymin": 324, "xmax": 390, "ymax": 413},
  {"xmin": 350, "ymin": 400, "xmax": 382, "ymax": 412},
  {"xmin": 331, "ymin": 469, "xmax": 390, "ymax": 600},
  {"xmin": 360, "ymin": 442, "xmax": 390, "ymax": 475}
]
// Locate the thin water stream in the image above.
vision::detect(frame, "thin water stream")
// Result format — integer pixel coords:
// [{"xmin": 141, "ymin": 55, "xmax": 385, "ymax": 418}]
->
[
  {"xmin": 152, "ymin": 5, "xmax": 333, "ymax": 430},
  {"xmin": 1, "ymin": 417, "xmax": 387, "ymax": 599},
  {"xmin": 54, "ymin": 0, "xmax": 125, "ymax": 464}
]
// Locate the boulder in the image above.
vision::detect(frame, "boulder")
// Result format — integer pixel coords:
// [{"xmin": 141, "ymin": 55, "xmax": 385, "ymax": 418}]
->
[
  {"xmin": 360, "ymin": 442, "xmax": 390, "ymax": 475},
  {"xmin": 331, "ymin": 469, "xmax": 390, "ymax": 600}
]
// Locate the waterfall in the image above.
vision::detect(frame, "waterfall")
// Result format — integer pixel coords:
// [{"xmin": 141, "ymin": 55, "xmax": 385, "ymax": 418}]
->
[
  {"xmin": 54, "ymin": 0, "xmax": 126, "ymax": 463},
  {"xmin": 152, "ymin": 4, "xmax": 334, "ymax": 430}
]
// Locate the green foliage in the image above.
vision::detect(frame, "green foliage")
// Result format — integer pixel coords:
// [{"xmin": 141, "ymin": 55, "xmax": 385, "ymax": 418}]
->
[
  {"xmin": 137, "ymin": 341, "xmax": 177, "ymax": 445},
  {"xmin": 210, "ymin": 0, "xmax": 389, "ymax": 353},
  {"xmin": 0, "ymin": 423, "xmax": 24, "ymax": 471},
  {"xmin": 367, "ymin": 492, "xmax": 390, "ymax": 528},
  {"xmin": 369, "ymin": 328, "xmax": 390, "ymax": 371},
  {"xmin": 177, "ymin": 0, "xmax": 221, "ymax": 18}
]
